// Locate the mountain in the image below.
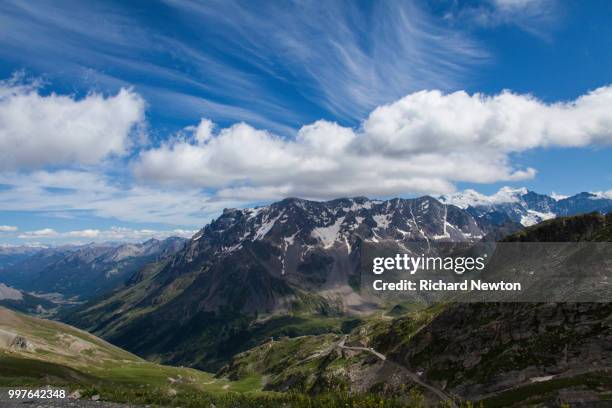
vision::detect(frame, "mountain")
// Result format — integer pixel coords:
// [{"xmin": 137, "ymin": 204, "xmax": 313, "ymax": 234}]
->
[
  {"xmin": 220, "ymin": 212, "xmax": 612, "ymax": 406},
  {"xmin": 503, "ymin": 211, "xmax": 612, "ymax": 242},
  {"xmin": 377, "ymin": 213, "xmax": 612, "ymax": 404},
  {"xmin": 68, "ymin": 196, "xmax": 494, "ymax": 370},
  {"xmin": 68, "ymin": 192, "xmax": 611, "ymax": 373},
  {"xmin": 442, "ymin": 187, "xmax": 612, "ymax": 227},
  {"xmin": 0, "ymin": 237, "xmax": 187, "ymax": 301},
  {"xmin": 0, "ymin": 244, "xmax": 49, "ymax": 269}
]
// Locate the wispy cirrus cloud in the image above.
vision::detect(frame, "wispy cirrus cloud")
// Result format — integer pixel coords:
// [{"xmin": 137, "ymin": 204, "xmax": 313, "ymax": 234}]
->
[
  {"xmin": 444, "ymin": 0, "xmax": 561, "ymax": 39},
  {"xmin": 164, "ymin": 0, "xmax": 487, "ymax": 121},
  {"xmin": 0, "ymin": 170, "xmax": 230, "ymax": 227},
  {"xmin": 0, "ymin": 0, "xmax": 487, "ymax": 130},
  {"xmin": 18, "ymin": 226, "xmax": 196, "ymax": 242}
]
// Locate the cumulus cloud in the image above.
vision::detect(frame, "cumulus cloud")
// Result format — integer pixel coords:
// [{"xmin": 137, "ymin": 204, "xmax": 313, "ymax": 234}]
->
[
  {"xmin": 0, "ymin": 225, "xmax": 18, "ymax": 232},
  {"xmin": 135, "ymin": 86, "xmax": 612, "ymax": 202},
  {"xmin": 0, "ymin": 75, "xmax": 145, "ymax": 170},
  {"xmin": 362, "ymin": 88, "xmax": 612, "ymax": 153}
]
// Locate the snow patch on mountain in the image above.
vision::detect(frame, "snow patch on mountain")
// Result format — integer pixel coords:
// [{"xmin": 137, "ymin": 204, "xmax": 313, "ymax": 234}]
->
[
  {"xmin": 372, "ymin": 214, "xmax": 391, "ymax": 230},
  {"xmin": 284, "ymin": 232, "xmax": 298, "ymax": 246},
  {"xmin": 254, "ymin": 212, "xmax": 282, "ymax": 240},
  {"xmin": 520, "ymin": 210, "xmax": 556, "ymax": 227},
  {"xmin": 349, "ymin": 199, "xmax": 379, "ymax": 211},
  {"xmin": 551, "ymin": 192, "xmax": 569, "ymax": 201},
  {"xmin": 440, "ymin": 186, "xmax": 527, "ymax": 209},
  {"xmin": 311, "ymin": 217, "xmax": 345, "ymax": 247}
]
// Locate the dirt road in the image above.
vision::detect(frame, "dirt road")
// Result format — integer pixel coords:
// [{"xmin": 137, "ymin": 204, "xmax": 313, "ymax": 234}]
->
[{"xmin": 338, "ymin": 336, "xmax": 458, "ymax": 408}]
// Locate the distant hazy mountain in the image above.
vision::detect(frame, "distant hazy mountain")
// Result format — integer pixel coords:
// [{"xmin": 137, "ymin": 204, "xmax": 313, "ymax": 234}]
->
[
  {"xmin": 441, "ymin": 187, "xmax": 612, "ymax": 226},
  {"xmin": 0, "ymin": 237, "xmax": 187, "ymax": 300},
  {"xmin": 0, "ymin": 244, "xmax": 51, "ymax": 269}
]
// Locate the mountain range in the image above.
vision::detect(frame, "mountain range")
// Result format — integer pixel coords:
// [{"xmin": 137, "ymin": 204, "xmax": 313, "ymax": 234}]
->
[
  {"xmin": 0, "ymin": 237, "xmax": 187, "ymax": 313},
  {"xmin": 0, "ymin": 189, "xmax": 611, "ymax": 406},
  {"xmin": 442, "ymin": 187, "xmax": 612, "ymax": 227},
  {"xmin": 64, "ymin": 189, "xmax": 611, "ymax": 371}
]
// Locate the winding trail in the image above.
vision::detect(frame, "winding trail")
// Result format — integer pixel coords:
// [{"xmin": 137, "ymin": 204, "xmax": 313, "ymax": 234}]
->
[{"xmin": 337, "ymin": 336, "xmax": 457, "ymax": 408}]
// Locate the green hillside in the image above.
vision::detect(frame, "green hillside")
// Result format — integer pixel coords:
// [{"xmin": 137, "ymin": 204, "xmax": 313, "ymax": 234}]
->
[
  {"xmin": 0, "ymin": 306, "xmax": 266, "ymax": 404},
  {"xmin": 0, "ymin": 306, "xmax": 433, "ymax": 407}
]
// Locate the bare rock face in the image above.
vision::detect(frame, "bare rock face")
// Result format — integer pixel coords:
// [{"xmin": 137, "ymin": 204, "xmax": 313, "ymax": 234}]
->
[{"xmin": 9, "ymin": 335, "xmax": 29, "ymax": 350}]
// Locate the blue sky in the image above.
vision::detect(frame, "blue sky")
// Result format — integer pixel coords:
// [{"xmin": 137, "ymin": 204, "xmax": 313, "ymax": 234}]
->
[{"xmin": 0, "ymin": 0, "xmax": 611, "ymax": 244}]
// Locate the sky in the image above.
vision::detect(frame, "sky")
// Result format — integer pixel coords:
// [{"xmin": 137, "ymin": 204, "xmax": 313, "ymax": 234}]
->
[{"xmin": 0, "ymin": 0, "xmax": 611, "ymax": 245}]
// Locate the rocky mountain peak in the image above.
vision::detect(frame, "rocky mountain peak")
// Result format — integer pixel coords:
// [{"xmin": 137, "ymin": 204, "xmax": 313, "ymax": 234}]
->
[{"xmin": 442, "ymin": 187, "xmax": 612, "ymax": 227}]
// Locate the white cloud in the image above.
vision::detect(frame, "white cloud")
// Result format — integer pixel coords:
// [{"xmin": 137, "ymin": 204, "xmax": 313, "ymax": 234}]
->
[
  {"xmin": 0, "ymin": 225, "xmax": 18, "ymax": 232},
  {"xmin": 0, "ymin": 170, "xmax": 227, "ymax": 226},
  {"xmin": 492, "ymin": 0, "xmax": 547, "ymax": 9},
  {"xmin": 0, "ymin": 75, "xmax": 145, "ymax": 170},
  {"xmin": 92, "ymin": 227, "xmax": 197, "ymax": 241},
  {"xmin": 66, "ymin": 229, "xmax": 101, "ymax": 238},
  {"xmin": 445, "ymin": 0, "xmax": 559, "ymax": 38},
  {"xmin": 135, "ymin": 86, "xmax": 612, "ymax": 202},
  {"xmin": 192, "ymin": 119, "xmax": 214, "ymax": 144},
  {"xmin": 592, "ymin": 190, "xmax": 612, "ymax": 200},
  {"xmin": 18, "ymin": 226, "xmax": 195, "ymax": 242},
  {"xmin": 362, "ymin": 88, "xmax": 612, "ymax": 153},
  {"xmin": 18, "ymin": 228, "xmax": 57, "ymax": 239}
]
